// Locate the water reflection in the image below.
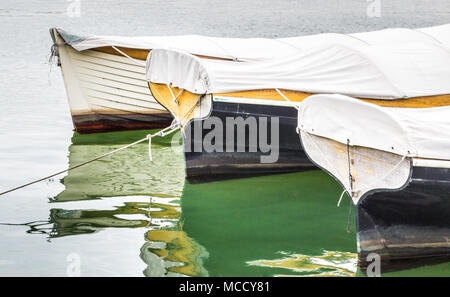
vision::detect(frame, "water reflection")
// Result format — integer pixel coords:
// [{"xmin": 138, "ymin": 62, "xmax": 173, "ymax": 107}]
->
[
  {"xmin": 38, "ymin": 130, "xmax": 358, "ymax": 276},
  {"xmin": 180, "ymin": 170, "xmax": 358, "ymax": 277},
  {"xmin": 247, "ymin": 251, "xmax": 357, "ymax": 277},
  {"xmin": 47, "ymin": 130, "xmax": 208, "ymax": 276},
  {"xmin": 54, "ymin": 130, "xmax": 184, "ymax": 201},
  {"xmin": 142, "ymin": 228, "xmax": 209, "ymax": 277},
  {"xmin": 5, "ymin": 130, "xmax": 448, "ymax": 276}
]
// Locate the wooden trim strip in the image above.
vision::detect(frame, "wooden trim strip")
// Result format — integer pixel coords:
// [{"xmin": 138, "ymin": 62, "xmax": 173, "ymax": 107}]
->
[
  {"xmin": 93, "ymin": 46, "xmax": 233, "ymax": 61},
  {"xmin": 216, "ymin": 89, "xmax": 450, "ymax": 108}
]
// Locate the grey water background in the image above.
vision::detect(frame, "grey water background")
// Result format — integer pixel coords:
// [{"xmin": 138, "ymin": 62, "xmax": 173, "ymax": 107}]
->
[{"xmin": 0, "ymin": 0, "xmax": 449, "ymax": 276}]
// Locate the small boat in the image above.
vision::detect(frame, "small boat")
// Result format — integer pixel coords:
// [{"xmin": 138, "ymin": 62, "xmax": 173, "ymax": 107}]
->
[
  {"xmin": 49, "ymin": 28, "xmax": 301, "ymax": 133},
  {"xmin": 50, "ymin": 24, "xmax": 449, "ymax": 134},
  {"xmin": 298, "ymin": 94, "xmax": 450, "ymax": 263},
  {"xmin": 145, "ymin": 24, "xmax": 450, "ymax": 181}
]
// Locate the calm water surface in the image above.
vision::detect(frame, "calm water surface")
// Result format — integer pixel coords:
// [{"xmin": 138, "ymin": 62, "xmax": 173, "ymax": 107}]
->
[{"xmin": 0, "ymin": 0, "xmax": 449, "ymax": 276}]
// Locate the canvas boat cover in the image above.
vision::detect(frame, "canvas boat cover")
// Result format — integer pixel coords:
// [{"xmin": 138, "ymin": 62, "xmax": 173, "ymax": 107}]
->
[
  {"xmin": 146, "ymin": 39, "xmax": 450, "ymax": 99},
  {"xmin": 53, "ymin": 23, "xmax": 449, "ymax": 61},
  {"xmin": 298, "ymin": 94, "xmax": 450, "ymax": 160}
]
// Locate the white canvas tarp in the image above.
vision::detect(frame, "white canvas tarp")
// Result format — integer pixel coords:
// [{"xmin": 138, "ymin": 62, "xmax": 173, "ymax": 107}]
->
[
  {"xmin": 53, "ymin": 29, "xmax": 300, "ymax": 61},
  {"xmin": 298, "ymin": 94, "xmax": 450, "ymax": 160},
  {"xmin": 53, "ymin": 23, "xmax": 449, "ymax": 61},
  {"xmin": 279, "ymin": 24, "xmax": 450, "ymax": 50},
  {"xmin": 146, "ymin": 41, "xmax": 450, "ymax": 99}
]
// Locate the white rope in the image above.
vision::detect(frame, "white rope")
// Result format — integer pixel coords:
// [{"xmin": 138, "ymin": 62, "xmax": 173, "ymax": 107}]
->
[
  {"xmin": 166, "ymin": 84, "xmax": 184, "ymax": 104},
  {"xmin": 111, "ymin": 46, "xmax": 147, "ymax": 67},
  {"xmin": 275, "ymin": 88, "xmax": 301, "ymax": 110},
  {"xmin": 147, "ymin": 121, "xmax": 181, "ymax": 162},
  {"xmin": 0, "ymin": 122, "xmax": 180, "ymax": 197},
  {"xmin": 174, "ymin": 88, "xmax": 184, "ymax": 104},
  {"xmin": 166, "ymin": 84, "xmax": 176, "ymax": 99},
  {"xmin": 203, "ymin": 36, "xmax": 240, "ymax": 61},
  {"xmin": 337, "ymin": 190, "xmax": 349, "ymax": 207}
]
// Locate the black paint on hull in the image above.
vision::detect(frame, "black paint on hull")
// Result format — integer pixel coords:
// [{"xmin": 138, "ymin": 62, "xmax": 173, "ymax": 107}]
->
[
  {"xmin": 72, "ymin": 112, "xmax": 172, "ymax": 134},
  {"xmin": 183, "ymin": 101, "xmax": 314, "ymax": 182},
  {"xmin": 357, "ymin": 166, "xmax": 450, "ymax": 267}
]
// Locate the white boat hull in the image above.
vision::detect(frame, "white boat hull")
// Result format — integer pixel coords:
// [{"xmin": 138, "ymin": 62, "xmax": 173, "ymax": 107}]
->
[{"xmin": 51, "ymin": 29, "xmax": 171, "ymax": 133}]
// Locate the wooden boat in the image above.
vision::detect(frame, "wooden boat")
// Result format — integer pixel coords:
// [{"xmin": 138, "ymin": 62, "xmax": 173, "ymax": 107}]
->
[
  {"xmin": 49, "ymin": 28, "xmax": 300, "ymax": 133},
  {"xmin": 50, "ymin": 24, "xmax": 448, "ymax": 134},
  {"xmin": 145, "ymin": 24, "xmax": 450, "ymax": 181},
  {"xmin": 50, "ymin": 29, "xmax": 169, "ymax": 133},
  {"xmin": 297, "ymin": 94, "xmax": 450, "ymax": 264}
]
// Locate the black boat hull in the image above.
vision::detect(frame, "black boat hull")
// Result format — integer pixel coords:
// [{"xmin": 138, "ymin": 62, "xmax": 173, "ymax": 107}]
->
[
  {"xmin": 183, "ymin": 100, "xmax": 314, "ymax": 182},
  {"xmin": 357, "ymin": 166, "xmax": 450, "ymax": 267}
]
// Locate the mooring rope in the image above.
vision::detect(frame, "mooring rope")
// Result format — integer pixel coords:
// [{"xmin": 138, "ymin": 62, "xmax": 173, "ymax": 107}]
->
[
  {"xmin": 111, "ymin": 46, "xmax": 147, "ymax": 67},
  {"xmin": 0, "ymin": 122, "xmax": 180, "ymax": 197}
]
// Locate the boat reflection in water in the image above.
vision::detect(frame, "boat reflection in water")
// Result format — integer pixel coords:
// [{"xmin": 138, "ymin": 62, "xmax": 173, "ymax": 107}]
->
[
  {"xmin": 11, "ymin": 130, "xmax": 449, "ymax": 276},
  {"xmin": 38, "ymin": 129, "xmax": 358, "ymax": 276},
  {"xmin": 44, "ymin": 130, "xmax": 209, "ymax": 276}
]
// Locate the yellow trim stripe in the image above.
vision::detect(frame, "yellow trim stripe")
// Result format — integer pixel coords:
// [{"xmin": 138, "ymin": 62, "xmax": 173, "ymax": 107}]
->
[
  {"xmin": 149, "ymin": 83, "xmax": 450, "ymax": 126},
  {"xmin": 217, "ymin": 89, "xmax": 450, "ymax": 108}
]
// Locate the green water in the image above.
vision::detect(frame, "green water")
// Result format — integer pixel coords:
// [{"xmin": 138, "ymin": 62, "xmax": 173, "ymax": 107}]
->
[
  {"xmin": 181, "ymin": 167, "xmax": 357, "ymax": 276},
  {"xmin": 1, "ymin": 130, "xmax": 447, "ymax": 276}
]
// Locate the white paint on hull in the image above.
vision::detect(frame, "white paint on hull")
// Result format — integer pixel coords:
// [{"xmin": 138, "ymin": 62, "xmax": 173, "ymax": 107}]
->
[
  {"xmin": 55, "ymin": 32, "xmax": 167, "ymax": 119},
  {"xmin": 413, "ymin": 158, "xmax": 450, "ymax": 169},
  {"xmin": 213, "ymin": 95, "xmax": 301, "ymax": 108},
  {"xmin": 300, "ymin": 132, "xmax": 411, "ymax": 204}
]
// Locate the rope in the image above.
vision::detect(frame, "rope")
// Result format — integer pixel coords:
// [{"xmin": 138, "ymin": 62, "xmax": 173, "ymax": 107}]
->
[
  {"xmin": 337, "ymin": 190, "xmax": 348, "ymax": 207},
  {"xmin": 336, "ymin": 139, "xmax": 354, "ymax": 207},
  {"xmin": 111, "ymin": 46, "xmax": 147, "ymax": 67},
  {"xmin": 345, "ymin": 140, "xmax": 353, "ymax": 232},
  {"xmin": 275, "ymin": 88, "xmax": 301, "ymax": 110},
  {"xmin": 147, "ymin": 120, "xmax": 181, "ymax": 161},
  {"xmin": 166, "ymin": 84, "xmax": 176, "ymax": 100},
  {"xmin": 203, "ymin": 36, "xmax": 240, "ymax": 61},
  {"xmin": 174, "ymin": 88, "xmax": 184, "ymax": 104},
  {"xmin": 346, "ymin": 197, "xmax": 353, "ymax": 233},
  {"xmin": 0, "ymin": 122, "xmax": 180, "ymax": 197},
  {"xmin": 346, "ymin": 139, "xmax": 354, "ymax": 195}
]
